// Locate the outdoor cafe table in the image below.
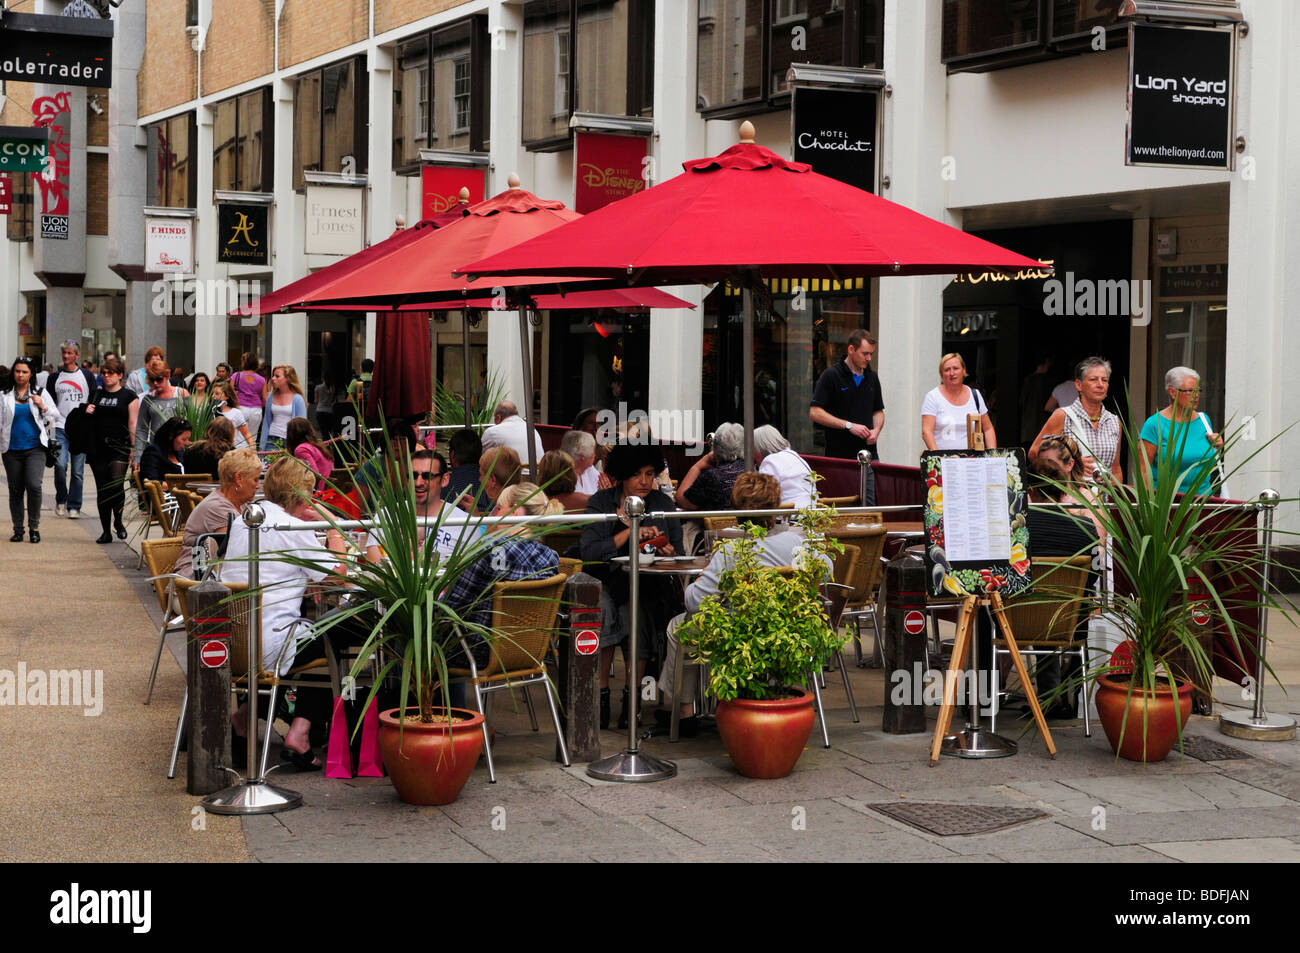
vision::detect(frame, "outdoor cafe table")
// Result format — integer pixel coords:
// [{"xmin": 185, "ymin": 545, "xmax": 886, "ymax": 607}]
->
[{"xmin": 616, "ymin": 555, "xmax": 710, "ymax": 578}]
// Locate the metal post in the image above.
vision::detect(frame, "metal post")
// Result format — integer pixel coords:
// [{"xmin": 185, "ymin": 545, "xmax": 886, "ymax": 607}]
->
[
  {"xmin": 517, "ymin": 308, "xmax": 538, "ymax": 478},
  {"xmin": 587, "ymin": 495, "xmax": 678, "ymax": 781},
  {"xmin": 741, "ymin": 283, "xmax": 755, "ymax": 471},
  {"xmin": 857, "ymin": 450, "xmax": 872, "ymax": 508},
  {"xmin": 1220, "ymin": 489, "xmax": 1296, "ymax": 741},
  {"xmin": 202, "ymin": 503, "xmax": 305, "ymax": 814}
]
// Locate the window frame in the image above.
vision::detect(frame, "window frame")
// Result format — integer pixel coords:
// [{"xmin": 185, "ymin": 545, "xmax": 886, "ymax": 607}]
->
[
  {"xmin": 522, "ymin": 0, "xmax": 657, "ymax": 153},
  {"xmin": 941, "ymin": 0, "xmax": 1129, "ymax": 73},
  {"xmin": 697, "ymin": 0, "xmax": 884, "ymax": 120},
  {"xmin": 212, "ymin": 86, "xmax": 273, "ymax": 194},
  {"xmin": 293, "ymin": 55, "xmax": 368, "ymax": 191},
  {"xmin": 146, "ymin": 112, "xmax": 198, "ymax": 209}
]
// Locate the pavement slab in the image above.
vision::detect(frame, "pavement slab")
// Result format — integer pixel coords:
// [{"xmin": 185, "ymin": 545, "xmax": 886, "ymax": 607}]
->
[
  {"xmin": 1055, "ymin": 805, "xmax": 1300, "ymax": 845},
  {"xmin": 1144, "ymin": 837, "xmax": 1300, "ymax": 863}
]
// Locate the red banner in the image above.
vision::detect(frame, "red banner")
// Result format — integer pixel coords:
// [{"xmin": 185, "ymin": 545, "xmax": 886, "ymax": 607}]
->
[
  {"xmin": 575, "ymin": 132, "xmax": 648, "ymax": 214},
  {"xmin": 0, "ymin": 174, "xmax": 10, "ymax": 215},
  {"xmin": 421, "ymin": 166, "xmax": 485, "ymax": 221}
]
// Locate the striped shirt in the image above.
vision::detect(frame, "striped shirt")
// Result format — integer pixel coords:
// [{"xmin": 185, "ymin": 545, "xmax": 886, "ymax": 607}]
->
[{"xmin": 1062, "ymin": 400, "xmax": 1120, "ymax": 474}]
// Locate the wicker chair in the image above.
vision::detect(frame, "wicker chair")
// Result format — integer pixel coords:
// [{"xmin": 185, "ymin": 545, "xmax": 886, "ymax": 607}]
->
[
  {"xmin": 174, "ymin": 488, "xmax": 203, "ymax": 527},
  {"xmin": 540, "ymin": 528, "xmax": 583, "ymax": 560},
  {"xmin": 446, "ymin": 573, "xmax": 570, "ymax": 783},
  {"xmin": 825, "ymin": 523, "xmax": 887, "ymax": 666},
  {"xmin": 162, "ymin": 472, "xmax": 213, "ymax": 490},
  {"xmin": 143, "ymin": 479, "xmax": 183, "ymax": 537},
  {"xmin": 990, "ymin": 555, "xmax": 1093, "ymax": 736},
  {"xmin": 141, "ymin": 537, "xmax": 186, "ymax": 706},
  {"xmin": 556, "ymin": 556, "xmax": 583, "ymax": 578}
]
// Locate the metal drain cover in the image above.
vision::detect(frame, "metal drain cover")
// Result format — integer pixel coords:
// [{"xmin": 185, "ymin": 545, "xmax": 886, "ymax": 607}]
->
[
  {"xmin": 1179, "ymin": 735, "xmax": 1253, "ymax": 762},
  {"xmin": 867, "ymin": 802, "xmax": 1048, "ymax": 836}
]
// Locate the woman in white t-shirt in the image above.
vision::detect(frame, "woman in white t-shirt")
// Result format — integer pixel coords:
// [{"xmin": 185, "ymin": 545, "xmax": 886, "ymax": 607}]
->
[
  {"xmin": 209, "ymin": 380, "xmax": 255, "ymax": 449},
  {"xmin": 921, "ymin": 353, "xmax": 997, "ymax": 452},
  {"xmin": 754, "ymin": 425, "xmax": 815, "ymax": 508}
]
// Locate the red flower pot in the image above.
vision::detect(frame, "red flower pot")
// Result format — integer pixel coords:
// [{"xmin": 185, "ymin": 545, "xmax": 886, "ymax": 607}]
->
[
  {"xmin": 378, "ymin": 707, "xmax": 486, "ymax": 805},
  {"xmin": 715, "ymin": 688, "xmax": 816, "ymax": 779},
  {"xmin": 1094, "ymin": 674, "xmax": 1193, "ymax": 763}
]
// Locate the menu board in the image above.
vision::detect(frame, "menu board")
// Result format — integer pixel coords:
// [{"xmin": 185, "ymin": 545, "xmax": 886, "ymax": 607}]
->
[{"xmin": 921, "ymin": 449, "xmax": 1031, "ymax": 598}]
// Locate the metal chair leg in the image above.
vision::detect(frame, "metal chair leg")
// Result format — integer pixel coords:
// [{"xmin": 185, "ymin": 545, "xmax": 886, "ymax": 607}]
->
[
  {"xmin": 523, "ymin": 683, "xmax": 539, "ymax": 731},
  {"xmin": 1080, "ymin": 644, "xmax": 1091, "ymax": 737},
  {"xmin": 990, "ymin": 650, "xmax": 1001, "ymax": 734},
  {"xmin": 259, "ymin": 683, "xmax": 280, "ymax": 778},
  {"xmin": 852, "ymin": 619, "xmax": 864, "ymax": 667},
  {"xmin": 670, "ymin": 637, "xmax": 686, "ymax": 742},
  {"xmin": 474, "ymin": 680, "xmax": 496, "ymax": 783},
  {"xmin": 869, "ymin": 608, "xmax": 886, "ymax": 669},
  {"xmin": 836, "ymin": 649, "xmax": 859, "ymax": 723},
  {"xmin": 168, "ymin": 688, "xmax": 188, "ymax": 778},
  {"xmin": 544, "ymin": 678, "xmax": 571, "ymax": 767},
  {"xmin": 808, "ymin": 670, "xmax": 831, "ymax": 748}
]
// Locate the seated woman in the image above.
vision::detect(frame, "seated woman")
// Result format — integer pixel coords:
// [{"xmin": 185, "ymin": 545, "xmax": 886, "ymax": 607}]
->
[
  {"xmin": 675, "ymin": 421, "xmax": 746, "ymax": 511},
  {"xmin": 581, "ymin": 442, "xmax": 683, "ymax": 730},
  {"xmin": 657, "ymin": 473, "xmax": 829, "ymax": 735},
  {"xmin": 138, "ymin": 417, "xmax": 192, "ymax": 490},
  {"xmin": 286, "ymin": 416, "xmax": 334, "ymax": 488},
  {"xmin": 444, "ymin": 482, "xmax": 562, "ymax": 670},
  {"xmin": 536, "ymin": 449, "xmax": 589, "ymax": 512},
  {"xmin": 754, "ymin": 424, "xmax": 815, "ymax": 508},
  {"xmin": 220, "ymin": 456, "xmax": 346, "ymax": 770},
  {"xmin": 176, "ymin": 446, "xmax": 260, "ymax": 578},
  {"xmin": 183, "ymin": 417, "xmax": 235, "ymax": 480},
  {"xmin": 1035, "ymin": 433, "xmax": 1104, "ymax": 541}
]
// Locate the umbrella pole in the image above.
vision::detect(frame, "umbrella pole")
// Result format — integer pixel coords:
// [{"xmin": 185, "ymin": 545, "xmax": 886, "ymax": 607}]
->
[
  {"xmin": 463, "ymin": 311, "xmax": 475, "ymax": 429},
  {"xmin": 742, "ymin": 282, "xmax": 756, "ymax": 471},
  {"xmin": 517, "ymin": 308, "xmax": 538, "ymax": 478}
]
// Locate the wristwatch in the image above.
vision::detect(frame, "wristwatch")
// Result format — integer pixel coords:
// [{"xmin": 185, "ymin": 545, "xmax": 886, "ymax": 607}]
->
[{"xmin": 843, "ymin": 420, "xmax": 853, "ymax": 431}]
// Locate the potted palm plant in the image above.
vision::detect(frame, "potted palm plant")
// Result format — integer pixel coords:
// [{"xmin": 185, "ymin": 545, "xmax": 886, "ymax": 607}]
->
[
  {"xmin": 676, "ymin": 508, "xmax": 843, "ymax": 779},
  {"xmin": 1065, "ymin": 417, "xmax": 1291, "ymax": 762}
]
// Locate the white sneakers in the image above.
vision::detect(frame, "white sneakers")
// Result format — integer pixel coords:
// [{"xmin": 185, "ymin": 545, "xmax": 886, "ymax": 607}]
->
[
  {"xmin": 55, "ymin": 504, "xmax": 66, "ymax": 517},
  {"xmin": 67, "ymin": 509, "xmax": 80, "ymax": 519}
]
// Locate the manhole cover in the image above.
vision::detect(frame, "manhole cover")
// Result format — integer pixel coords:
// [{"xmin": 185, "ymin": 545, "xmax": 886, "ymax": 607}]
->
[
  {"xmin": 1178, "ymin": 735, "xmax": 1252, "ymax": 762},
  {"xmin": 866, "ymin": 802, "xmax": 1048, "ymax": 837}
]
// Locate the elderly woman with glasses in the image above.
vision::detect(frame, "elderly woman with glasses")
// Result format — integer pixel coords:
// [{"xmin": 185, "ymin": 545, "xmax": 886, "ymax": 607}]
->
[
  {"xmin": 1139, "ymin": 366, "xmax": 1221, "ymax": 496},
  {"xmin": 675, "ymin": 422, "xmax": 746, "ymax": 512}
]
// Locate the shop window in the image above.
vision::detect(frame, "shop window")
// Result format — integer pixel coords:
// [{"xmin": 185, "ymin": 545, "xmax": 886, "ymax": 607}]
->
[
  {"xmin": 4, "ymin": 172, "xmax": 33, "ymax": 243},
  {"xmin": 213, "ymin": 87, "xmax": 272, "ymax": 193},
  {"xmin": 698, "ymin": 0, "xmax": 883, "ymax": 118},
  {"xmin": 392, "ymin": 18, "xmax": 490, "ymax": 171},
  {"xmin": 146, "ymin": 112, "xmax": 197, "ymax": 208},
  {"xmin": 941, "ymin": 0, "xmax": 1126, "ymax": 73},
  {"xmin": 523, "ymin": 0, "xmax": 657, "ymax": 152},
  {"xmin": 294, "ymin": 56, "xmax": 367, "ymax": 189}
]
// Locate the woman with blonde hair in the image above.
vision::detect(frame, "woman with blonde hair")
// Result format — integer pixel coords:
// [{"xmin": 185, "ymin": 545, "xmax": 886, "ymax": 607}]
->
[
  {"xmin": 259, "ymin": 364, "xmax": 308, "ymax": 451},
  {"xmin": 536, "ymin": 449, "xmax": 589, "ymax": 512},
  {"xmin": 921, "ymin": 352, "xmax": 996, "ymax": 451}
]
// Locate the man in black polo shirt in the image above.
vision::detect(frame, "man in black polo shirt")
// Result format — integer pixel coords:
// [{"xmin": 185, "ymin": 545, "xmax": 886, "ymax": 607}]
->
[{"xmin": 810, "ymin": 329, "xmax": 885, "ymax": 504}]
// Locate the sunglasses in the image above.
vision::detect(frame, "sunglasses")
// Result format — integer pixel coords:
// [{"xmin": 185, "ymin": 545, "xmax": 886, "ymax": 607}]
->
[{"xmin": 412, "ymin": 471, "xmax": 443, "ymax": 482}]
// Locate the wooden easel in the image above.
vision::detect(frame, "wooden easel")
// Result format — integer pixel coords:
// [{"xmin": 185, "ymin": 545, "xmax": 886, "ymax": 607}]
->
[{"xmin": 928, "ymin": 592, "xmax": 1057, "ymax": 765}]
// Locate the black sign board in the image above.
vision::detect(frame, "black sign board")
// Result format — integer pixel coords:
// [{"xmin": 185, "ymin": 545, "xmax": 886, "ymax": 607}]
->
[
  {"xmin": 0, "ymin": 11, "xmax": 113, "ymax": 87},
  {"xmin": 217, "ymin": 203, "xmax": 269, "ymax": 265},
  {"xmin": 1126, "ymin": 22, "xmax": 1233, "ymax": 170},
  {"xmin": 791, "ymin": 86, "xmax": 878, "ymax": 193}
]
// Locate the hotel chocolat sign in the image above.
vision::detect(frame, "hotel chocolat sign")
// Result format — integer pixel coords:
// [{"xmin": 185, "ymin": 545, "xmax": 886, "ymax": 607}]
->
[
  {"xmin": 0, "ymin": 11, "xmax": 113, "ymax": 87},
  {"xmin": 1126, "ymin": 22, "xmax": 1234, "ymax": 171},
  {"xmin": 305, "ymin": 185, "xmax": 364, "ymax": 255},
  {"xmin": 217, "ymin": 203, "xmax": 269, "ymax": 266},
  {"xmin": 791, "ymin": 86, "xmax": 878, "ymax": 194}
]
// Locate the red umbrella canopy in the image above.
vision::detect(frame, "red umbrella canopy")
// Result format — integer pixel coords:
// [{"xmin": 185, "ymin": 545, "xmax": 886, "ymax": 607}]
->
[
  {"xmin": 312, "ymin": 285, "xmax": 693, "ymax": 312},
  {"xmin": 461, "ymin": 133, "xmax": 1047, "ymax": 284},
  {"xmin": 292, "ymin": 185, "xmax": 601, "ymax": 311}
]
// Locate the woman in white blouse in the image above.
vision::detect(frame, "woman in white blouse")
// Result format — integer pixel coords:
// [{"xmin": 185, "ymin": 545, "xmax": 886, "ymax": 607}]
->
[
  {"xmin": 754, "ymin": 425, "xmax": 815, "ymax": 508},
  {"xmin": 921, "ymin": 353, "xmax": 997, "ymax": 452}
]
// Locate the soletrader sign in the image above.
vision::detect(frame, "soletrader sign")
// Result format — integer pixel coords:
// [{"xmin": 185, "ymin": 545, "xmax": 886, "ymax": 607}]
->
[{"xmin": 0, "ymin": 11, "xmax": 113, "ymax": 88}]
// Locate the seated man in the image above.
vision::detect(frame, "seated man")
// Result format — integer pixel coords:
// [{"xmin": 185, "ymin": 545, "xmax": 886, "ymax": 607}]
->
[
  {"xmin": 365, "ymin": 449, "xmax": 479, "ymax": 562},
  {"xmin": 657, "ymin": 472, "xmax": 831, "ymax": 736},
  {"xmin": 442, "ymin": 427, "xmax": 483, "ymax": 509},
  {"xmin": 480, "ymin": 400, "xmax": 544, "ymax": 462}
]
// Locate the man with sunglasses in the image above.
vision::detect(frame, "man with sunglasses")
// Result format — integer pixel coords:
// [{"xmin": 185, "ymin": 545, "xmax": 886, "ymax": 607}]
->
[{"xmin": 365, "ymin": 450, "xmax": 477, "ymax": 562}]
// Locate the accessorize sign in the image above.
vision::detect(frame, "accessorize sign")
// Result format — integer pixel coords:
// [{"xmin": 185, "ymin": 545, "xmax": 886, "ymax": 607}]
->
[
  {"xmin": 575, "ymin": 132, "xmax": 648, "ymax": 214},
  {"xmin": 791, "ymin": 86, "xmax": 878, "ymax": 194},
  {"xmin": 0, "ymin": 127, "xmax": 49, "ymax": 173},
  {"xmin": 420, "ymin": 166, "xmax": 485, "ymax": 221},
  {"xmin": 217, "ymin": 203, "xmax": 269, "ymax": 266},
  {"xmin": 144, "ymin": 214, "xmax": 195, "ymax": 273},
  {"xmin": 0, "ymin": 11, "xmax": 113, "ymax": 87},
  {"xmin": 1126, "ymin": 22, "xmax": 1234, "ymax": 171},
  {"xmin": 304, "ymin": 185, "xmax": 364, "ymax": 255}
]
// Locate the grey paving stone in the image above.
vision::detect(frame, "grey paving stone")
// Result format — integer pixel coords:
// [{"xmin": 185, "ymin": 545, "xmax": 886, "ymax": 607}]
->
[
  {"xmin": 569, "ymin": 777, "xmax": 750, "ymax": 817},
  {"xmin": 993, "ymin": 845, "xmax": 1177, "ymax": 863},
  {"xmin": 439, "ymin": 791, "xmax": 601, "ymax": 830},
  {"xmin": 1003, "ymin": 779, "xmax": 1122, "ymax": 817},
  {"xmin": 1145, "ymin": 837, "xmax": 1300, "ymax": 863},
  {"xmin": 714, "ymin": 766, "xmax": 895, "ymax": 805},
  {"xmin": 1217, "ymin": 761, "xmax": 1300, "ymax": 801},
  {"xmin": 455, "ymin": 813, "xmax": 697, "ymax": 862},
  {"xmin": 928, "ymin": 854, "xmax": 1008, "ymax": 862},
  {"xmin": 1056, "ymin": 806, "xmax": 1300, "ymax": 845},
  {"xmin": 1056, "ymin": 773, "xmax": 1292, "ymax": 813}
]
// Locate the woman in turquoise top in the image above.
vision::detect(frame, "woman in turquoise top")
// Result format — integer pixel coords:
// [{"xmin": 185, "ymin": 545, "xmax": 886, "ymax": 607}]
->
[{"xmin": 1139, "ymin": 366, "xmax": 1221, "ymax": 495}]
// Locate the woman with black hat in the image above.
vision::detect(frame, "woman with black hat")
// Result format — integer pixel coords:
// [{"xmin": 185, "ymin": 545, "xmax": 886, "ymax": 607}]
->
[{"xmin": 580, "ymin": 442, "xmax": 683, "ymax": 730}]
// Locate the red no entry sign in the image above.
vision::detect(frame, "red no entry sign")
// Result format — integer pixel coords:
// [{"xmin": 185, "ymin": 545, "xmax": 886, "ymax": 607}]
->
[
  {"xmin": 200, "ymin": 639, "xmax": 230, "ymax": 668},
  {"xmin": 903, "ymin": 610, "xmax": 926, "ymax": 635},
  {"xmin": 1191, "ymin": 604, "xmax": 1211, "ymax": 626},
  {"xmin": 575, "ymin": 629, "xmax": 599, "ymax": 656}
]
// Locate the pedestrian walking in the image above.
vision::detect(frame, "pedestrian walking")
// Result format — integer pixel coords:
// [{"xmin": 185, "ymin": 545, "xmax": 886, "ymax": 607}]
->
[{"xmin": 0, "ymin": 357, "xmax": 63, "ymax": 543}]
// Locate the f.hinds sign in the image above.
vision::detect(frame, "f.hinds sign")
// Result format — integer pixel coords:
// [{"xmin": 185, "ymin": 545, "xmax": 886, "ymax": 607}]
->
[{"xmin": 0, "ymin": 11, "xmax": 113, "ymax": 87}]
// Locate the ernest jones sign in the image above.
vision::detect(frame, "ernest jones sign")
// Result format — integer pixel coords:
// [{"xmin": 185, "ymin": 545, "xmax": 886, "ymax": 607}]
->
[{"xmin": 0, "ymin": 11, "xmax": 113, "ymax": 87}]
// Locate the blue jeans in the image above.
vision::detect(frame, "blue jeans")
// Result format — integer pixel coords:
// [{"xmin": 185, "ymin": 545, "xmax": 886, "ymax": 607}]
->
[{"xmin": 53, "ymin": 428, "xmax": 85, "ymax": 510}]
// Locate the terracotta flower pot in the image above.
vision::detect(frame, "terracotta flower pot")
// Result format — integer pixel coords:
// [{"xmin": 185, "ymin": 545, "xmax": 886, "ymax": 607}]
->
[
  {"xmin": 1094, "ymin": 674, "xmax": 1193, "ymax": 763},
  {"xmin": 378, "ymin": 707, "xmax": 486, "ymax": 805},
  {"xmin": 715, "ymin": 688, "xmax": 815, "ymax": 779}
]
